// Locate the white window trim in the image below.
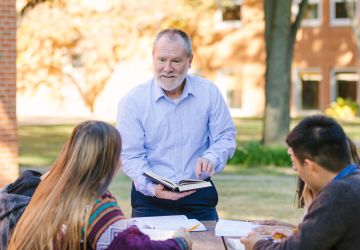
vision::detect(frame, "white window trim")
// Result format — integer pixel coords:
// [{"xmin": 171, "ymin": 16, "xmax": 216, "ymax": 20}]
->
[
  {"xmin": 330, "ymin": 68, "xmax": 360, "ymax": 103},
  {"xmin": 215, "ymin": 0, "xmax": 243, "ymax": 29},
  {"xmin": 215, "ymin": 70, "xmax": 244, "ymax": 117},
  {"xmin": 301, "ymin": 0, "xmax": 322, "ymax": 27},
  {"xmin": 330, "ymin": 0, "xmax": 357, "ymax": 26},
  {"xmin": 293, "ymin": 68, "xmax": 322, "ymax": 115}
]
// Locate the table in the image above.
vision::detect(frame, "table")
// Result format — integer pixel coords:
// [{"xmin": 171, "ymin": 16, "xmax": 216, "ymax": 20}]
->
[
  {"xmin": 97, "ymin": 219, "xmax": 243, "ymax": 250},
  {"xmin": 191, "ymin": 221, "xmax": 226, "ymax": 250},
  {"xmin": 192, "ymin": 221, "xmax": 243, "ymax": 250}
]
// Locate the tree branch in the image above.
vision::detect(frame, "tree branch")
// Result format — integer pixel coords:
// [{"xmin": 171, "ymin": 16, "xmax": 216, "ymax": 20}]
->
[
  {"xmin": 291, "ymin": 0, "xmax": 308, "ymax": 40},
  {"xmin": 19, "ymin": 0, "xmax": 64, "ymax": 17},
  {"xmin": 20, "ymin": 0, "xmax": 49, "ymax": 17}
]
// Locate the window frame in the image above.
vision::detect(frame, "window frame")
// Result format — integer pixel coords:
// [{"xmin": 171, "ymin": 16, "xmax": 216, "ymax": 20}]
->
[
  {"xmin": 330, "ymin": 68, "xmax": 360, "ymax": 103},
  {"xmin": 293, "ymin": 68, "xmax": 322, "ymax": 115},
  {"xmin": 215, "ymin": 69, "xmax": 244, "ymax": 117},
  {"xmin": 215, "ymin": 0, "xmax": 243, "ymax": 29},
  {"xmin": 301, "ymin": 0, "xmax": 322, "ymax": 27},
  {"xmin": 330, "ymin": 0, "xmax": 358, "ymax": 26}
]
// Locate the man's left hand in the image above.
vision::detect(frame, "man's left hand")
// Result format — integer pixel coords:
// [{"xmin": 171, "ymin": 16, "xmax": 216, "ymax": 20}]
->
[{"xmin": 195, "ymin": 157, "xmax": 215, "ymax": 179}]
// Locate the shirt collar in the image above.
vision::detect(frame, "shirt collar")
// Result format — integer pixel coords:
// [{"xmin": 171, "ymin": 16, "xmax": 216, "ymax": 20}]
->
[
  {"xmin": 333, "ymin": 163, "xmax": 360, "ymax": 181},
  {"xmin": 153, "ymin": 75, "xmax": 194, "ymax": 103},
  {"xmin": 153, "ymin": 79, "xmax": 165, "ymax": 102}
]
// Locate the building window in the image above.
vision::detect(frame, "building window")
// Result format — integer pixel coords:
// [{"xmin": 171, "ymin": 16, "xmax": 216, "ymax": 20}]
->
[
  {"xmin": 216, "ymin": 70, "xmax": 242, "ymax": 111},
  {"xmin": 216, "ymin": 0, "xmax": 242, "ymax": 28},
  {"xmin": 330, "ymin": 0, "xmax": 357, "ymax": 26},
  {"xmin": 71, "ymin": 53, "xmax": 83, "ymax": 68},
  {"xmin": 331, "ymin": 71, "xmax": 360, "ymax": 102},
  {"xmin": 294, "ymin": 70, "xmax": 321, "ymax": 111},
  {"xmin": 293, "ymin": 0, "xmax": 322, "ymax": 26},
  {"xmin": 226, "ymin": 88, "xmax": 242, "ymax": 109}
]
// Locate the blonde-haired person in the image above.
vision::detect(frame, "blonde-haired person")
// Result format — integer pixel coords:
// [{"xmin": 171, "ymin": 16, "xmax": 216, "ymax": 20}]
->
[{"xmin": 7, "ymin": 121, "xmax": 190, "ymax": 250}]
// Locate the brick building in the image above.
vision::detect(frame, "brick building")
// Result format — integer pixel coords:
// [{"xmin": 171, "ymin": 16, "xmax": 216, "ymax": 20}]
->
[
  {"xmin": 292, "ymin": 0, "xmax": 359, "ymax": 115},
  {"xmin": 212, "ymin": 0, "xmax": 359, "ymax": 117},
  {"xmin": 0, "ymin": 0, "xmax": 18, "ymax": 187}
]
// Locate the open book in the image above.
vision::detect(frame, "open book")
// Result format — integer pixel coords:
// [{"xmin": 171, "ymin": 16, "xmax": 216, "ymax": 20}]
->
[
  {"xmin": 143, "ymin": 170, "xmax": 212, "ymax": 192},
  {"xmin": 130, "ymin": 215, "xmax": 207, "ymax": 232}
]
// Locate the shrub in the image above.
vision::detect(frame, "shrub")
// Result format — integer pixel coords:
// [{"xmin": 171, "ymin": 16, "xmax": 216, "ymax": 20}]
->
[
  {"xmin": 228, "ymin": 142, "xmax": 291, "ymax": 167},
  {"xmin": 325, "ymin": 97, "xmax": 359, "ymax": 120}
]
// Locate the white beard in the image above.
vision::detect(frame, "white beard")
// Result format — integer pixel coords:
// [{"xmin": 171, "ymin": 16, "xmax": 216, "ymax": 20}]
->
[{"xmin": 155, "ymin": 71, "xmax": 187, "ymax": 91}]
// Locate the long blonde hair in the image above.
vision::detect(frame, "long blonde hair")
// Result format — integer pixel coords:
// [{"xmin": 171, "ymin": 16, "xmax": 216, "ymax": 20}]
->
[{"xmin": 8, "ymin": 121, "xmax": 121, "ymax": 250}]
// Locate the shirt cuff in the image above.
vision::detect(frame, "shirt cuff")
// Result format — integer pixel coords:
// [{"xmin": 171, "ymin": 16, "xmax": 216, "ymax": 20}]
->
[
  {"xmin": 147, "ymin": 182, "xmax": 157, "ymax": 197},
  {"xmin": 203, "ymin": 153, "xmax": 220, "ymax": 170}
]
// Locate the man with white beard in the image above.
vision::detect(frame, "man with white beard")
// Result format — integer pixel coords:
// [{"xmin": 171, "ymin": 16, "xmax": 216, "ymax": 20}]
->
[{"xmin": 116, "ymin": 28, "xmax": 236, "ymax": 220}]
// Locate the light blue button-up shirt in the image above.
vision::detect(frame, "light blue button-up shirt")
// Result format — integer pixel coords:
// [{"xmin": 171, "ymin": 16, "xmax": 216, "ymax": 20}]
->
[{"xmin": 116, "ymin": 74, "xmax": 236, "ymax": 196}]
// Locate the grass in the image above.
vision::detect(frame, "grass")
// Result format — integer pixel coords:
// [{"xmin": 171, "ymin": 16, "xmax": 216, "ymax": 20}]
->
[
  {"xmin": 108, "ymin": 170, "xmax": 303, "ymax": 224},
  {"xmin": 19, "ymin": 124, "xmax": 76, "ymax": 167},
  {"xmin": 17, "ymin": 117, "xmax": 360, "ymax": 224}
]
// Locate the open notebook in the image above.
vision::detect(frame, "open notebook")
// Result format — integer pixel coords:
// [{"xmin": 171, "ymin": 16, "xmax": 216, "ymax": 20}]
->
[{"xmin": 130, "ymin": 215, "xmax": 207, "ymax": 232}]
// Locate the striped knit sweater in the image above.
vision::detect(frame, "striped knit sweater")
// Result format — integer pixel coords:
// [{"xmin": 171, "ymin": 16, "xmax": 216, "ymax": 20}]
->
[{"xmin": 86, "ymin": 192, "xmax": 190, "ymax": 250}]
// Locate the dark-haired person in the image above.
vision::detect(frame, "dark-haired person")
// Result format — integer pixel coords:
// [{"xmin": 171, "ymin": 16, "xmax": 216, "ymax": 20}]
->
[
  {"xmin": 117, "ymin": 28, "xmax": 236, "ymax": 220},
  {"xmin": 241, "ymin": 115, "xmax": 360, "ymax": 250}
]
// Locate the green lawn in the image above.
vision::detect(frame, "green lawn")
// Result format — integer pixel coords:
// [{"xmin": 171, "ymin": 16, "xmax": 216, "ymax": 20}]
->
[
  {"xmin": 18, "ymin": 118, "xmax": 360, "ymax": 167},
  {"xmin": 19, "ymin": 124, "xmax": 75, "ymax": 167},
  {"xmin": 109, "ymin": 171, "xmax": 303, "ymax": 224},
  {"xmin": 18, "ymin": 117, "xmax": 360, "ymax": 224}
]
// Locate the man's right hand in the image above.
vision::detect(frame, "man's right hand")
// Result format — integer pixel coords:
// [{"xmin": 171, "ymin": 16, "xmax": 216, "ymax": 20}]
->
[{"xmin": 155, "ymin": 184, "xmax": 195, "ymax": 200}]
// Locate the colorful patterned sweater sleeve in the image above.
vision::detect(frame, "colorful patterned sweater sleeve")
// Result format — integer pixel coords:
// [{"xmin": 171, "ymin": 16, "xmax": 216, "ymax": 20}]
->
[
  {"xmin": 105, "ymin": 226, "xmax": 190, "ymax": 250},
  {"xmin": 86, "ymin": 191, "xmax": 126, "ymax": 249},
  {"xmin": 86, "ymin": 191, "xmax": 190, "ymax": 250}
]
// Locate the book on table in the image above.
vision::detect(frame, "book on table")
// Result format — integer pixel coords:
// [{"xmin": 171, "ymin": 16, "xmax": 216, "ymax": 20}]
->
[
  {"xmin": 130, "ymin": 215, "xmax": 207, "ymax": 232},
  {"xmin": 143, "ymin": 170, "xmax": 212, "ymax": 192}
]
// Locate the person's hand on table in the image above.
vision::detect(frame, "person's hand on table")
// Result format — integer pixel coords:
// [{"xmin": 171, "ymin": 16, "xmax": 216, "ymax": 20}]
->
[
  {"xmin": 173, "ymin": 228, "xmax": 192, "ymax": 248},
  {"xmin": 255, "ymin": 225, "xmax": 294, "ymax": 237},
  {"xmin": 253, "ymin": 219, "xmax": 296, "ymax": 237},
  {"xmin": 270, "ymin": 228, "xmax": 292, "ymax": 243},
  {"xmin": 240, "ymin": 231, "xmax": 263, "ymax": 250},
  {"xmin": 253, "ymin": 219, "xmax": 295, "ymax": 227},
  {"xmin": 155, "ymin": 184, "xmax": 195, "ymax": 200},
  {"xmin": 195, "ymin": 157, "xmax": 215, "ymax": 179}
]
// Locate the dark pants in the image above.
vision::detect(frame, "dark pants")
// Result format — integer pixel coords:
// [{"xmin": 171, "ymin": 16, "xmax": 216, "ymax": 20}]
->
[{"xmin": 131, "ymin": 179, "xmax": 219, "ymax": 221}]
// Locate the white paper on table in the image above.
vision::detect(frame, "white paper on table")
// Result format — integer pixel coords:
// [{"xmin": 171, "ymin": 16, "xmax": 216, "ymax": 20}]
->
[
  {"xmin": 129, "ymin": 215, "xmax": 207, "ymax": 231},
  {"xmin": 140, "ymin": 229, "xmax": 176, "ymax": 240},
  {"xmin": 225, "ymin": 238, "xmax": 246, "ymax": 250},
  {"xmin": 215, "ymin": 219, "xmax": 258, "ymax": 237}
]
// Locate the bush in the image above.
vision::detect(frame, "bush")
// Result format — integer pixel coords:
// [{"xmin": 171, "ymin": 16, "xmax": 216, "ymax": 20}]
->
[
  {"xmin": 228, "ymin": 142, "xmax": 291, "ymax": 167},
  {"xmin": 325, "ymin": 97, "xmax": 359, "ymax": 120}
]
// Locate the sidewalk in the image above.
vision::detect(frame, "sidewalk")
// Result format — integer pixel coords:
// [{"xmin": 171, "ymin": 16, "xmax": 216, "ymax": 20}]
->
[{"xmin": 17, "ymin": 115, "xmax": 115, "ymax": 125}]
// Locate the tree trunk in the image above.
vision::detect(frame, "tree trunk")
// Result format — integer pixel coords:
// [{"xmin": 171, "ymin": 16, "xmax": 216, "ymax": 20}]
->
[{"xmin": 262, "ymin": 0, "xmax": 307, "ymax": 146}]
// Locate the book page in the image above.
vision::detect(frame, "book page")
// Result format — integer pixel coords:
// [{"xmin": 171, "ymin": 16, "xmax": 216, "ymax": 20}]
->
[
  {"xmin": 177, "ymin": 181, "xmax": 212, "ymax": 192},
  {"xmin": 143, "ymin": 171, "xmax": 176, "ymax": 190},
  {"xmin": 177, "ymin": 179, "xmax": 208, "ymax": 185},
  {"xmin": 140, "ymin": 229, "xmax": 176, "ymax": 240},
  {"xmin": 215, "ymin": 219, "xmax": 258, "ymax": 237},
  {"xmin": 130, "ymin": 215, "xmax": 207, "ymax": 231},
  {"xmin": 225, "ymin": 238, "xmax": 246, "ymax": 250}
]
